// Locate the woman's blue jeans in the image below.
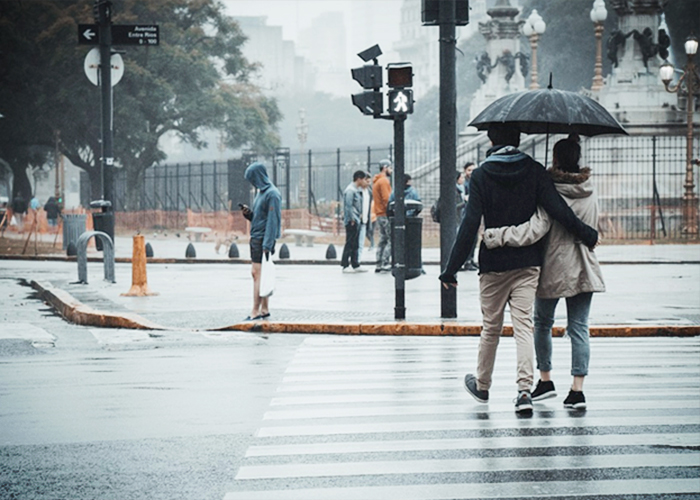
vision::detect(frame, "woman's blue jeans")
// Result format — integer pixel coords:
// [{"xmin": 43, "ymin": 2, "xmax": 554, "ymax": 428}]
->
[{"xmin": 534, "ymin": 292, "xmax": 593, "ymax": 377}]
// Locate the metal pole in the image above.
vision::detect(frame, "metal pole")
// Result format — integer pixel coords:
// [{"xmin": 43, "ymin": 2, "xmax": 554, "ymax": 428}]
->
[
  {"xmin": 98, "ymin": 10, "xmax": 113, "ymax": 208},
  {"xmin": 286, "ymin": 154, "xmax": 291, "ymax": 210},
  {"xmin": 308, "ymin": 149, "xmax": 312, "ymax": 213},
  {"xmin": 213, "ymin": 161, "xmax": 218, "ymax": 211},
  {"xmin": 591, "ymin": 22, "xmax": 605, "ymax": 91},
  {"xmin": 439, "ymin": 0, "xmax": 457, "ymax": 318},
  {"xmin": 683, "ymin": 57, "xmax": 698, "ymax": 236},
  {"xmin": 394, "ymin": 116, "xmax": 407, "ymax": 320}
]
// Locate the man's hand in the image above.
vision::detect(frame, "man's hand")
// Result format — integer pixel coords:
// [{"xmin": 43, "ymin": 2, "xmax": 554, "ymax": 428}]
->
[
  {"xmin": 438, "ymin": 272, "xmax": 458, "ymax": 289},
  {"xmin": 240, "ymin": 204, "xmax": 253, "ymax": 221}
]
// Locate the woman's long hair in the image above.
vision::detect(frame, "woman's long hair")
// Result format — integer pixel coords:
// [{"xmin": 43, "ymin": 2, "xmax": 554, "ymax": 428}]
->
[{"xmin": 553, "ymin": 134, "xmax": 581, "ymax": 173}]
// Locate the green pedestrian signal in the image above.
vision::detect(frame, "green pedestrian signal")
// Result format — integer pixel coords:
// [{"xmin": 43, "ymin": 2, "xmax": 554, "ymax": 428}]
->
[{"xmin": 388, "ymin": 89, "xmax": 414, "ymax": 115}]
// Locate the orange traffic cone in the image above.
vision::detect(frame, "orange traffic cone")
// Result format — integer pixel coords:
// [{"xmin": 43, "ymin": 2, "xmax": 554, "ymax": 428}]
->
[{"xmin": 121, "ymin": 235, "xmax": 158, "ymax": 296}]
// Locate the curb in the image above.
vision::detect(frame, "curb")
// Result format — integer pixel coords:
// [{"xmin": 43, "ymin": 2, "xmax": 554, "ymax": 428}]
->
[
  {"xmin": 31, "ymin": 280, "xmax": 169, "ymax": 330},
  {"xmin": 3, "ymin": 255, "xmax": 699, "ymax": 266},
  {"xmin": 29, "ymin": 281, "xmax": 700, "ymax": 337},
  {"xmin": 217, "ymin": 321, "xmax": 700, "ymax": 337}
]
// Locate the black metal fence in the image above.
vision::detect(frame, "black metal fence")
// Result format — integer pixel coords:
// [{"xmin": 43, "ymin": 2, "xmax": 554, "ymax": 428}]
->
[{"xmin": 112, "ymin": 134, "xmax": 699, "ymax": 240}]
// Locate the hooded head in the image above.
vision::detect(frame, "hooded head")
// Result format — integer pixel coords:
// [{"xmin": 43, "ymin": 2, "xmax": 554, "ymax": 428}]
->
[{"xmin": 244, "ymin": 162, "xmax": 272, "ymax": 191}]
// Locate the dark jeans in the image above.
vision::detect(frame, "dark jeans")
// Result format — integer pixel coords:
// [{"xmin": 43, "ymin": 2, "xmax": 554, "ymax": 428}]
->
[{"xmin": 341, "ymin": 222, "xmax": 360, "ymax": 268}]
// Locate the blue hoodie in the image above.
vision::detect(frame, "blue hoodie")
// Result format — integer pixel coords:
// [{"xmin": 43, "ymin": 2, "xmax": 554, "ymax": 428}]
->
[{"xmin": 244, "ymin": 162, "xmax": 282, "ymax": 252}]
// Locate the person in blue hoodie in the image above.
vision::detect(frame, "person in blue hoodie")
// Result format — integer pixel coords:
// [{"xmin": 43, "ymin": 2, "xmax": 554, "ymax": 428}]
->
[
  {"xmin": 241, "ymin": 162, "xmax": 282, "ymax": 321},
  {"xmin": 439, "ymin": 123, "xmax": 598, "ymax": 415}
]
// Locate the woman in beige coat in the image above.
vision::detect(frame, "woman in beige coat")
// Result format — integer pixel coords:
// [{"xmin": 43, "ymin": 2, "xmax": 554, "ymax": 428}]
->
[{"xmin": 483, "ymin": 135, "xmax": 605, "ymax": 410}]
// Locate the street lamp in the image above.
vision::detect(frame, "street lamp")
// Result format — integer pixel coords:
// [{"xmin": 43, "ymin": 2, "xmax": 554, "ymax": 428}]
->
[
  {"xmin": 590, "ymin": 0, "xmax": 607, "ymax": 91},
  {"xmin": 296, "ymin": 108, "xmax": 309, "ymax": 211},
  {"xmin": 522, "ymin": 10, "xmax": 546, "ymax": 90},
  {"xmin": 660, "ymin": 35, "xmax": 700, "ymax": 237}
]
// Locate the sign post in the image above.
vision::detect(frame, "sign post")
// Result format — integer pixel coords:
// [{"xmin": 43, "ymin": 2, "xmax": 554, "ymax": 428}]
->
[{"xmin": 79, "ymin": 1, "xmax": 160, "ymax": 248}]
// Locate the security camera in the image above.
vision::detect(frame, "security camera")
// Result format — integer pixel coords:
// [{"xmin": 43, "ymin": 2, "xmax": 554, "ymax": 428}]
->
[{"xmin": 357, "ymin": 44, "xmax": 382, "ymax": 63}]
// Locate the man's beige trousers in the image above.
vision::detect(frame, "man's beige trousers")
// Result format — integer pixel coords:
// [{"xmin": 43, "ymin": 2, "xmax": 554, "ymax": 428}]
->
[{"xmin": 477, "ymin": 266, "xmax": 541, "ymax": 393}]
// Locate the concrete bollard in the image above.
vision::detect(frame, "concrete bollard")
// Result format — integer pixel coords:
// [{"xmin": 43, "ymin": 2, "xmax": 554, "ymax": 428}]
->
[
  {"xmin": 228, "ymin": 242, "xmax": 239, "ymax": 258},
  {"xmin": 185, "ymin": 242, "xmax": 196, "ymax": 258},
  {"xmin": 122, "ymin": 235, "xmax": 158, "ymax": 297},
  {"xmin": 145, "ymin": 242, "xmax": 154, "ymax": 258},
  {"xmin": 279, "ymin": 243, "xmax": 290, "ymax": 259},
  {"xmin": 325, "ymin": 244, "xmax": 337, "ymax": 260}
]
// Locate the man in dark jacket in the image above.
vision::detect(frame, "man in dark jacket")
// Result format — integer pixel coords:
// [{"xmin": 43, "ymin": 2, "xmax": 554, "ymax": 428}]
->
[{"xmin": 439, "ymin": 123, "xmax": 598, "ymax": 414}]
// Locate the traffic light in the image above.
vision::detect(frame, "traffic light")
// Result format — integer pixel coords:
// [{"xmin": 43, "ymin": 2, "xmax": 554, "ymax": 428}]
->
[
  {"xmin": 93, "ymin": 0, "xmax": 112, "ymax": 25},
  {"xmin": 351, "ymin": 92, "xmax": 383, "ymax": 116},
  {"xmin": 422, "ymin": 0, "xmax": 469, "ymax": 26},
  {"xmin": 387, "ymin": 64, "xmax": 414, "ymax": 116},
  {"xmin": 351, "ymin": 64, "xmax": 383, "ymax": 116}
]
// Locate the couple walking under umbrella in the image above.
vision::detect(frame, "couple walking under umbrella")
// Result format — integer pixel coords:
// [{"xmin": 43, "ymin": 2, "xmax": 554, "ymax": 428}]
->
[{"xmin": 440, "ymin": 84, "xmax": 626, "ymax": 414}]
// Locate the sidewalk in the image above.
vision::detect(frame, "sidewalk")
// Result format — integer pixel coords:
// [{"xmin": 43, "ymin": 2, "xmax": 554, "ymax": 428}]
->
[{"xmin": 1, "ymin": 231, "xmax": 698, "ymax": 336}]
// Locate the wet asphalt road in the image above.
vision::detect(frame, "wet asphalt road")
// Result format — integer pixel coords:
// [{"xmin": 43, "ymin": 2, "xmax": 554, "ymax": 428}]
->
[
  {"xmin": 1, "ymin": 275, "xmax": 699, "ymax": 500},
  {"xmin": 0, "ymin": 276, "xmax": 303, "ymax": 500}
]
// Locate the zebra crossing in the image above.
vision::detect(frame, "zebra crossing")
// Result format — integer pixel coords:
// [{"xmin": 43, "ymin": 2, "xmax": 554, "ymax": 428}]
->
[{"xmin": 224, "ymin": 336, "xmax": 700, "ymax": 499}]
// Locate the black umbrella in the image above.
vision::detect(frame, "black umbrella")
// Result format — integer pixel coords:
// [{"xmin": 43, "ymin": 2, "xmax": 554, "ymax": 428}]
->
[{"xmin": 468, "ymin": 80, "xmax": 627, "ymax": 165}]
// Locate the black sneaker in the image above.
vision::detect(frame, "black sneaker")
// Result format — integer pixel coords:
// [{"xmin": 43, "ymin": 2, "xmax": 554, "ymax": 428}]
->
[
  {"xmin": 532, "ymin": 380, "xmax": 557, "ymax": 401},
  {"xmin": 514, "ymin": 391, "xmax": 533, "ymax": 413},
  {"xmin": 563, "ymin": 390, "xmax": 586, "ymax": 409},
  {"xmin": 463, "ymin": 374, "xmax": 488, "ymax": 403}
]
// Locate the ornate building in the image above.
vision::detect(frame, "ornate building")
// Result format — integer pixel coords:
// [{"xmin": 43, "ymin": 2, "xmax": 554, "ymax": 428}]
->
[
  {"xmin": 468, "ymin": 0, "xmax": 528, "ymax": 123},
  {"xmin": 594, "ymin": 0, "xmax": 682, "ymax": 126}
]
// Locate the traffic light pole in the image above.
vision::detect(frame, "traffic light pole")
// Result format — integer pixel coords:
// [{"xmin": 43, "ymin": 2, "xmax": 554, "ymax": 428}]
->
[
  {"xmin": 439, "ymin": 0, "xmax": 458, "ymax": 318},
  {"xmin": 98, "ymin": 6, "xmax": 114, "ymax": 209},
  {"xmin": 393, "ymin": 115, "xmax": 406, "ymax": 320}
]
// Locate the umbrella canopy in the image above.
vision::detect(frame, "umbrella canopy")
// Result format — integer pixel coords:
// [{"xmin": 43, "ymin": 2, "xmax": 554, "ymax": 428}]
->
[{"xmin": 469, "ymin": 87, "xmax": 627, "ymax": 137}]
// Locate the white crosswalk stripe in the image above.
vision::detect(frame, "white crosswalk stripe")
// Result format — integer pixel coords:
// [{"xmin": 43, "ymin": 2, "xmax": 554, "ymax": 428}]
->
[{"xmin": 225, "ymin": 336, "xmax": 700, "ymax": 499}]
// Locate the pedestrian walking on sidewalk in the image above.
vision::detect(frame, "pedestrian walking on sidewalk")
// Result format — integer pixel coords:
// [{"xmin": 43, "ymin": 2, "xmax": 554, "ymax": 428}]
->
[
  {"xmin": 11, "ymin": 193, "xmax": 27, "ymax": 232},
  {"xmin": 462, "ymin": 162, "xmax": 479, "ymax": 271},
  {"xmin": 372, "ymin": 159, "xmax": 393, "ymax": 273},
  {"xmin": 44, "ymin": 197, "xmax": 61, "ymax": 229},
  {"xmin": 439, "ymin": 123, "xmax": 599, "ymax": 414},
  {"xmin": 341, "ymin": 170, "xmax": 368, "ymax": 273},
  {"xmin": 241, "ymin": 162, "xmax": 281, "ymax": 321},
  {"xmin": 357, "ymin": 171, "xmax": 372, "ymax": 264},
  {"xmin": 482, "ymin": 135, "xmax": 605, "ymax": 410}
]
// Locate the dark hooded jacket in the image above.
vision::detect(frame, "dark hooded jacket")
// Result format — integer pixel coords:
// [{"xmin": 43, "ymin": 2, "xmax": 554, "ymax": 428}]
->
[
  {"xmin": 244, "ymin": 162, "xmax": 282, "ymax": 252},
  {"xmin": 440, "ymin": 145, "xmax": 598, "ymax": 281}
]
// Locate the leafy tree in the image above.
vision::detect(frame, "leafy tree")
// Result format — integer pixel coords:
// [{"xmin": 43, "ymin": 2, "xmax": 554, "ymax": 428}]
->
[{"xmin": 0, "ymin": 0, "xmax": 280, "ymax": 209}]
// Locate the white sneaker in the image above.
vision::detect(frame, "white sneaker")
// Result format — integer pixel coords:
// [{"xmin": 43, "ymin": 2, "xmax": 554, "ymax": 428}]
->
[{"xmin": 342, "ymin": 267, "xmax": 352, "ymax": 273}]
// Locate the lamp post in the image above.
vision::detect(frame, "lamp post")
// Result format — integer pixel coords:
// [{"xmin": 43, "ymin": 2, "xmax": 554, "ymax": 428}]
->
[
  {"xmin": 296, "ymin": 108, "xmax": 309, "ymax": 210},
  {"xmin": 660, "ymin": 35, "xmax": 700, "ymax": 237},
  {"xmin": 522, "ymin": 9, "xmax": 546, "ymax": 90},
  {"xmin": 590, "ymin": 0, "xmax": 607, "ymax": 91}
]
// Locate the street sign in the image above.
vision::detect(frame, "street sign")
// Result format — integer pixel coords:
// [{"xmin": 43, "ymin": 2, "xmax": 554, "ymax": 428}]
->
[
  {"xmin": 83, "ymin": 47, "xmax": 124, "ymax": 86},
  {"xmin": 78, "ymin": 24, "xmax": 99, "ymax": 44},
  {"xmin": 78, "ymin": 24, "xmax": 159, "ymax": 45}
]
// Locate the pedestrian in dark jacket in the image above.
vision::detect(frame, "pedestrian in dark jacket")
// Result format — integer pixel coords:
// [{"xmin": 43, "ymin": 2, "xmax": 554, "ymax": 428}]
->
[
  {"xmin": 11, "ymin": 194, "xmax": 27, "ymax": 231},
  {"xmin": 44, "ymin": 197, "xmax": 61, "ymax": 227},
  {"xmin": 439, "ymin": 123, "xmax": 598, "ymax": 415},
  {"xmin": 341, "ymin": 170, "xmax": 368, "ymax": 273}
]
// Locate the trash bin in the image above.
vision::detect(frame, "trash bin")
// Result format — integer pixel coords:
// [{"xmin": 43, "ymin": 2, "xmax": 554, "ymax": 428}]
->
[
  {"xmin": 62, "ymin": 214, "xmax": 87, "ymax": 250},
  {"xmin": 389, "ymin": 199, "xmax": 423, "ymax": 281},
  {"xmin": 90, "ymin": 200, "xmax": 114, "ymax": 252}
]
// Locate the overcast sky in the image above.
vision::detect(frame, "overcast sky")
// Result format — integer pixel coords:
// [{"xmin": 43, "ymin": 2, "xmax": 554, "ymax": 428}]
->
[{"xmin": 222, "ymin": 0, "xmax": 403, "ymax": 64}]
